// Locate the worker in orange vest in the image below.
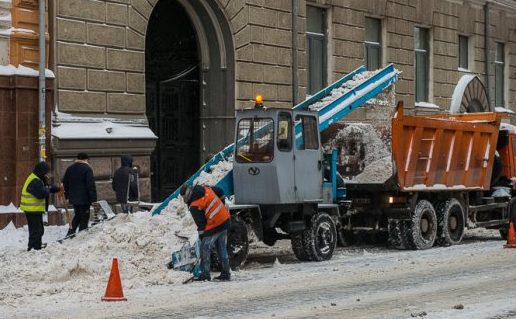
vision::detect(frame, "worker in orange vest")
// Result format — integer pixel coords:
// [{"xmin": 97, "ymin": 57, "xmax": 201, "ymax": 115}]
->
[{"xmin": 180, "ymin": 184, "xmax": 231, "ymax": 281}]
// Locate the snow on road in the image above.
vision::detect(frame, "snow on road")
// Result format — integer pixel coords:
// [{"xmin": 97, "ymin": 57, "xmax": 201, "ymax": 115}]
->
[{"xmin": 1, "ymin": 221, "xmax": 515, "ymax": 319}]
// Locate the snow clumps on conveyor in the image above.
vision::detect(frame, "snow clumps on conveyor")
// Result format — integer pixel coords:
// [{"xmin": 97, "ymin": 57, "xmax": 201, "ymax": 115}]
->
[
  {"xmin": 308, "ymin": 70, "xmax": 380, "ymax": 111},
  {"xmin": 194, "ymin": 157, "xmax": 233, "ymax": 186},
  {"xmin": 0, "ymin": 209, "xmax": 197, "ymax": 305}
]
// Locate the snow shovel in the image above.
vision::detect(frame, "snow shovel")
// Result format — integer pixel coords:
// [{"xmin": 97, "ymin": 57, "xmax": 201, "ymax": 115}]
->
[{"xmin": 167, "ymin": 233, "xmax": 202, "ymax": 283}]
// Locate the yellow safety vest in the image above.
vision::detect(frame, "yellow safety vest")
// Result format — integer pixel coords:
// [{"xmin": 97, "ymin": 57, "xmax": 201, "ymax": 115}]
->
[{"xmin": 20, "ymin": 173, "xmax": 45, "ymax": 212}]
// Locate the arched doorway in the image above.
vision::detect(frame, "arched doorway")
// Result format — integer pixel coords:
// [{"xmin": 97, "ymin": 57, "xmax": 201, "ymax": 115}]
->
[{"xmin": 145, "ymin": 0, "xmax": 235, "ymax": 201}]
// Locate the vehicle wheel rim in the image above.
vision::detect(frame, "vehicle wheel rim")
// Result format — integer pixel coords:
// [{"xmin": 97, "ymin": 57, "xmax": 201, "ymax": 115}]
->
[
  {"xmin": 317, "ymin": 222, "xmax": 333, "ymax": 254},
  {"xmin": 449, "ymin": 215, "xmax": 458, "ymax": 230},
  {"xmin": 420, "ymin": 210, "xmax": 434, "ymax": 240},
  {"xmin": 448, "ymin": 206, "xmax": 464, "ymax": 242}
]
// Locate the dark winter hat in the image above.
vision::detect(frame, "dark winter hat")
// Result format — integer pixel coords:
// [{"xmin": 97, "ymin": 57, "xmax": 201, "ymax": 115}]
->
[
  {"xmin": 77, "ymin": 152, "xmax": 89, "ymax": 160},
  {"xmin": 121, "ymin": 154, "xmax": 133, "ymax": 167},
  {"xmin": 33, "ymin": 161, "xmax": 50, "ymax": 177}
]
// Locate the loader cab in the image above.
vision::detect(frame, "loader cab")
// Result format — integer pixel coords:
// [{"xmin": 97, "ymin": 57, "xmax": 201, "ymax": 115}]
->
[{"xmin": 233, "ymin": 105, "xmax": 323, "ymax": 205}]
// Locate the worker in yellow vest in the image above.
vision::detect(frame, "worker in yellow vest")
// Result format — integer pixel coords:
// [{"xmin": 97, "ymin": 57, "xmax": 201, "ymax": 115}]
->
[{"xmin": 20, "ymin": 162, "xmax": 60, "ymax": 251}]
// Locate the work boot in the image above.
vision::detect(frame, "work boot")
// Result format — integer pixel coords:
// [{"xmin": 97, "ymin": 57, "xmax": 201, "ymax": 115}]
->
[
  {"xmin": 66, "ymin": 228, "xmax": 75, "ymax": 238},
  {"xmin": 193, "ymin": 274, "xmax": 211, "ymax": 282},
  {"xmin": 214, "ymin": 273, "xmax": 231, "ymax": 281}
]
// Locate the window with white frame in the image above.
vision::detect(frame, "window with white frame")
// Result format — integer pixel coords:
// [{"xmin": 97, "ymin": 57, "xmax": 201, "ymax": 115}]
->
[
  {"xmin": 365, "ymin": 17, "xmax": 382, "ymax": 71},
  {"xmin": 458, "ymin": 35, "xmax": 469, "ymax": 70},
  {"xmin": 495, "ymin": 42, "xmax": 505, "ymax": 107},
  {"xmin": 415, "ymin": 27, "xmax": 429, "ymax": 102},
  {"xmin": 306, "ymin": 6, "xmax": 327, "ymax": 95}
]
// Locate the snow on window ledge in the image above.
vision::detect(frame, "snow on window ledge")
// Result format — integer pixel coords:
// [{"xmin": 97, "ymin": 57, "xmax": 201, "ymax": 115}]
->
[
  {"xmin": 495, "ymin": 107, "xmax": 515, "ymax": 114},
  {"xmin": 458, "ymin": 67, "xmax": 472, "ymax": 73},
  {"xmin": 0, "ymin": 64, "xmax": 55, "ymax": 78},
  {"xmin": 415, "ymin": 102, "xmax": 440, "ymax": 109},
  {"xmin": 52, "ymin": 112, "xmax": 157, "ymax": 140}
]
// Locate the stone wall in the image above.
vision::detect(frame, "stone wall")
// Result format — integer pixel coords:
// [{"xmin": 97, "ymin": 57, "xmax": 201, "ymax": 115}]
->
[
  {"xmin": 232, "ymin": 0, "xmax": 296, "ymax": 109},
  {"xmin": 55, "ymin": 0, "xmax": 145, "ymax": 114},
  {"xmin": 301, "ymin": 0, "xmax": 516, "ymax": 115}
]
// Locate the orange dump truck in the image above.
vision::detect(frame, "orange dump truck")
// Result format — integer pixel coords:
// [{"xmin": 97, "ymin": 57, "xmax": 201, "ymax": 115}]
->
[{"xmin": 341, "ymin": 102, "xmax": 514, "ymax": 249}]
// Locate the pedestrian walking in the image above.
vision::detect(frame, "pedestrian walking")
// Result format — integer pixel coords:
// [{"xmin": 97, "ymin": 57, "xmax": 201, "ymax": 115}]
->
[
  {"xmin": 112, "ymin": 155, "xmax": 139, "ymax": 214},
  {"xmin": 62, "ymin": 152, "xmax": 97, "ymax": 236},
  {"xmin": 180, "ymin": 184, "xmax": 231, "ymax": 281},
  {"xmin": 20, "ymin": 161, "xmax": 60, "ymax": 251}
]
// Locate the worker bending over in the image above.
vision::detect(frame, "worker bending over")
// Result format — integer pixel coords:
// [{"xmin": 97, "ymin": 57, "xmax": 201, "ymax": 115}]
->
[{"xmin": 180, "ymin": 184, "xmax": 231, "ymax": 281}]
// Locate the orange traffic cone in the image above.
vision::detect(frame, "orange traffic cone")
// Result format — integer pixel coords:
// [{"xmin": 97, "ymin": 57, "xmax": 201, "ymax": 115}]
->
[
  {"xmin": 101, "ymin": 258, "xmax": 127, "ymax": 301},
  {"xmin": 504, "ymin": 222, "xmax": 516, "ymax": 248}
]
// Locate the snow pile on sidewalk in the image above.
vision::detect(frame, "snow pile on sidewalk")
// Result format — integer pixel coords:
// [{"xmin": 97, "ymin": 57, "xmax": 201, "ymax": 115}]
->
[
  {"xmin": 308, "ymin": 70, "xmax": 380, "ymax": 111},
  {"xmin": 0, "ymin": 222, "xmax": 71, "ymax": 249},
  {"xmin": 0, "ymin": 208, "xmax": 197, "ymax": 306}
]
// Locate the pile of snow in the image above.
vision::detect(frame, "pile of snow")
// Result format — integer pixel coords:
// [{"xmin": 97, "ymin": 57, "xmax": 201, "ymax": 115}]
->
[
  {"xmin": 324, "ymin": 122, "xmax": 392, "ymax": 183},
  {"xmin": 0, "ymin": 202, "xmax": 22, "ymax": 213},
  {"xmin": 320, "ymin": 82, "xmax": 396, "ymax": 183},
  {"xmin": 354, "ymin": 156, "xmax": 393, "ymax": 183},
  {"xmin": 0, "ymin": 222, "xmax": 68, "ymax": 249},
  {"xmin": 0, "ymin": 209, "xmax": 198, "ymax": 306},
  {"xmin": 308, "ymin": 70, "xmax": 380, "ymax": 111}
]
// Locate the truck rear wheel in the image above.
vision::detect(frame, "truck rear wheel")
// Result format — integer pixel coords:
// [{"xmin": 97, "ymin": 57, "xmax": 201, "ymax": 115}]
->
[
  {"xmin": 435, "ymin": 198, "xmax": 465, "ymax": 246},
  {"xmin": 407, "ymin": 200, "xmax": 437, "ymax": 250}
]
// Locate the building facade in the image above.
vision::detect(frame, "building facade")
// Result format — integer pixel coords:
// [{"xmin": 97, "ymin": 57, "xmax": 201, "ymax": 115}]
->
[{"xmin": 1, "ymin": 0, "xmax": 515, "ymax": 205}]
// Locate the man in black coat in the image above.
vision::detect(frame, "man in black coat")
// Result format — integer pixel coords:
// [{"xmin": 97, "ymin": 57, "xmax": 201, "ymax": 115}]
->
[
  {"xmin": 112, "ymin": 155, "xmax": 138, "ymax": 214},
  {"xmin": 20, "ymin": 161, "xmax": 60, "ymax": 251},
  {"xmin": 62, "ymin": 153, "xmax": 97, "ymax": 235}
]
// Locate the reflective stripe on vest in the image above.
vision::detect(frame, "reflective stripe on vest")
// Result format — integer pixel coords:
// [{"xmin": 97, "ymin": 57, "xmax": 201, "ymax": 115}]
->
[
  {"xmin": 20, "ymin": 173, "xmax": 45, "ymax": 212},
  {"xmin": 190, "ymin": 186, "xmax": 230, "ymax": 232}
]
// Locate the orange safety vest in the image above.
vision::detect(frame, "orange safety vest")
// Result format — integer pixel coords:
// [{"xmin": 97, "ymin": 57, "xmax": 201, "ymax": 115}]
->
[{"xmin": 190, "ymin": 187, "xmax": 230, "ymax": 232}]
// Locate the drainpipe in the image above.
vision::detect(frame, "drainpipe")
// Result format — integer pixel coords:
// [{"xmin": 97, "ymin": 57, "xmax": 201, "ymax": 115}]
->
[
  {"xmin": 291, "ymin": 0, "xmax": 299, "ymax": 105},
  {"xmin": 38, "ymin": 0, "xmax": 46, "ymax": 161},
  {"xmin": 484, "ymin": 1, "xmax": 491, "ymax": 105}
]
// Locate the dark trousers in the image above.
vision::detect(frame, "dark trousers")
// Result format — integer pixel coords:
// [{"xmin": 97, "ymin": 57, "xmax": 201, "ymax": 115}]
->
[
  {"xmin": 120, "ymin": 203, "xmax": 132, "ymax": 214},
  {"xmin": 200, "ymin": 229, "xmax": 230, "ymax": 279},
  {"xmin": 25, "ymin": 212, "xmax": 44, "ymax": 250},
  {"xmin": 72, "ymin": 205, "xmax": 90, "ymax": 232}
]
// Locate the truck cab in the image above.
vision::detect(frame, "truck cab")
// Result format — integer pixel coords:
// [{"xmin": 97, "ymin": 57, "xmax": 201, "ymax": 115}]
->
[{"xmin": 228, "ymin": 100, "xmax": 341, "ymax": 266}]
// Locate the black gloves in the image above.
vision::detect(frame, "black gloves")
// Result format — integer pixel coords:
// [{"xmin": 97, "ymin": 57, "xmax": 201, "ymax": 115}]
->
[{"xmin": 49, "ymin": 185, "xmax": 61, "ymax": 193}]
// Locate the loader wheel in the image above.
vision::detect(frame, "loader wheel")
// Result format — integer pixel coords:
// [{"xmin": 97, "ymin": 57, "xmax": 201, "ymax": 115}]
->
[
  {"xmin": 407, "ymin": 200, "xmax": 437, "ymax": 250},
  {"xmin": 291, "ymin": 232, "xmax": 311, "ymax": 261},
  {"xmin": 227, "ymin": 216, "xmax": 249, "ymax": 270},
  {"xmin": 304, "ymin": 213, "xmax": 337, "ymax": 261},
  {"xmin": 435, "ymin": 199, "xmax": 465, "ymax": 246}
]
